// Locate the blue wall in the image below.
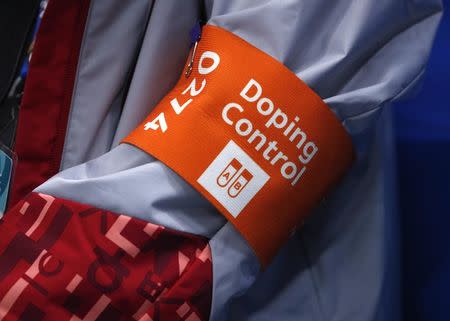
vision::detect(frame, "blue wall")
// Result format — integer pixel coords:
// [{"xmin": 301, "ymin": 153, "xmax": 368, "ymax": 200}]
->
[{"xmin": 395, "ymin": 2, "xmax": 450, "ymax": 320}]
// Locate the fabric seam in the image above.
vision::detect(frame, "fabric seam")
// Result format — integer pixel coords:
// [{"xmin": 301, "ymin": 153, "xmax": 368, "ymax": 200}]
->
[
  {"xmin": 59, "ymin": 0, "xmax": 94, "ymax": 171},
  {"xmin": 339, "ymin": 9, "xmax": 441, "ymax": 123},
  {"xmin": 342, "ymin": 66, "xmax": 426, "ymax": 123},
  {"xmin": 299, "ymin": 233, "xmax": 327, "ymax": 321}
]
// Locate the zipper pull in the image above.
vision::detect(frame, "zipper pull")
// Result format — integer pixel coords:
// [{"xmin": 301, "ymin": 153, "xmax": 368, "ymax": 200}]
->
[{"xmin": 185, "ymin": 22, "xmax": 202, "ymax": 78}]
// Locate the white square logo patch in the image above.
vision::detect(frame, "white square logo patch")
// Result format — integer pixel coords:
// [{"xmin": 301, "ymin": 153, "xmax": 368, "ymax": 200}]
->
[{"xmin": 197, "ymin": 140, "xmax": 270, "ymax": 217}]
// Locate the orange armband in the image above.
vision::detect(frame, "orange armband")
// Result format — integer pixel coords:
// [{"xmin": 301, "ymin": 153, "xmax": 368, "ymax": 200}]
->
[{"xmin": 123, "ymin": 25, "xmax": 354, "ymax": 267}]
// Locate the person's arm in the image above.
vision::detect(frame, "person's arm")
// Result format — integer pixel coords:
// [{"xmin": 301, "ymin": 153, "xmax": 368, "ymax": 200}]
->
[{"xmin": 4, "ymin": 0, "xmax": 442, "ymax": 320}]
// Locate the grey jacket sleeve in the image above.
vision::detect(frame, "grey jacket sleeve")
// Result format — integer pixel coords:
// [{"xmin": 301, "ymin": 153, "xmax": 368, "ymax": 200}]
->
[{"xmin": 35, "ymin": 0, "xmax": 442, "ymax": 320}]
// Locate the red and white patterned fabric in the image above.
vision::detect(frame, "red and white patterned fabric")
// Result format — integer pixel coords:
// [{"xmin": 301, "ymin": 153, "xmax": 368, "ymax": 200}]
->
[{"xmin": 0, "ymin": 193, "xmax": 212, "ymax": 321}]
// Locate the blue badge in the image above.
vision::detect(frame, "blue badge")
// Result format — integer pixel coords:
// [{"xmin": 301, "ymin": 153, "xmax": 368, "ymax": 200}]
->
[{"xmin": 0, "ymin": 149, "xmax": 13, "ymax": 216}]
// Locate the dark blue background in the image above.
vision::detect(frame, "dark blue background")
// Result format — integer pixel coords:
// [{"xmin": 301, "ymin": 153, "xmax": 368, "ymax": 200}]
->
[{"xmin": 395, "ymin": 2, "xmax": 450, "ymax": 320}]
